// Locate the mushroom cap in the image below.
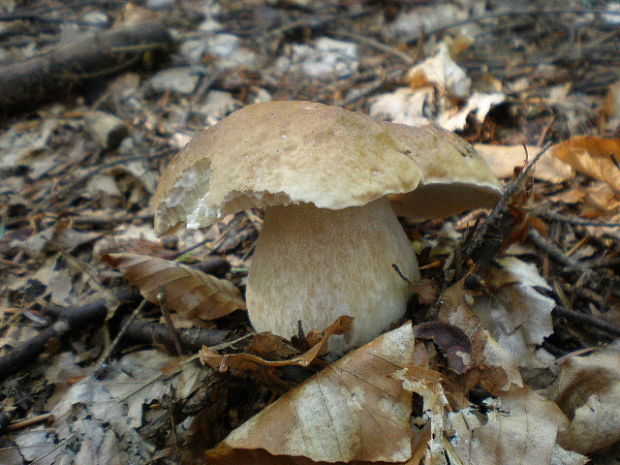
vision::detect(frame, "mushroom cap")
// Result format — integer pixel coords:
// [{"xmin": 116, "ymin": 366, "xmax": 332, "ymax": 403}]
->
[
  {"xmin": 153, "ymin": 102, "xmax": 503, "ymax": 234},
  {"xmin": 383, "ymin": 123, "xmax": 503, "ymax": 218},
  {"xmin": 153, "ymin": 101, "xmax": 424, "ymax": 234}
]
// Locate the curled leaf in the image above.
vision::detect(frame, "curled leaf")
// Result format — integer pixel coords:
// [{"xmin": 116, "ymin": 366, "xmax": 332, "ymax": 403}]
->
[
  {"xmin": 102, "ymin": 253, "xmax": 245, "ymax": 320},
  {"xmin": 200, "ymin": 316, "xmax": 353, "ymax": 373},
  {"xmin": 553, "ymin": 136, "xmax": 620, "ymax": 192},
  {"xmin": 413, "ymin": 321, "xmax": 472, "ymax": 374},
  {"xmin": 206, "ymin": 323, "xmax": 421, "ymax": 464}
]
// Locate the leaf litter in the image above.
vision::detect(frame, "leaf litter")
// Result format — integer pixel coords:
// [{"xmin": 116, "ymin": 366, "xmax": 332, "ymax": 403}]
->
[{"xmin": 0, "ymin": 1, "xmax": 619, "ymax": 464}]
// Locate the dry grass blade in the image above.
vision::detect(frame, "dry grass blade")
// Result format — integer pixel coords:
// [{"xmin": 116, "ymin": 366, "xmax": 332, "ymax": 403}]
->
[{"xmin": 102, "ymin": 253, "xmax": 246, "ymax": 320}]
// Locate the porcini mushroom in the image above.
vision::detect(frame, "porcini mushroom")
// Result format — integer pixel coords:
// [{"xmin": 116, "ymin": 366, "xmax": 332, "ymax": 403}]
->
[
  {"xmin": 383, "ymin": 122, "xmax": 502, "ymax": 218},
  {"xmin": 153, "ymin": 101, "xmax": 501, "ymax": 352}
]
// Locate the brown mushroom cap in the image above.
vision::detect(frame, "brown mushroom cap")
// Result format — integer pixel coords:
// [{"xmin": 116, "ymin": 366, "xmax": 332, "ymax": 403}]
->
[
  {"xmin": 383, "ymin": 122, "xmax": 503, "ymax": 218},
  {"xmin": 153, "ymin": 101, "xmax": 424, "ymax": 235}
]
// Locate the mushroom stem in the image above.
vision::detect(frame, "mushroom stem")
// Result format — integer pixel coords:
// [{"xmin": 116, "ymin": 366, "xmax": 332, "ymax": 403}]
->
[{"xmin": 246, "ymin": 197, "xmax": 419, "ymax": 352}]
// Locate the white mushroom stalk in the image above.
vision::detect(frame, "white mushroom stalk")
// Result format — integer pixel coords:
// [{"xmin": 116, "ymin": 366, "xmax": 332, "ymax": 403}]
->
[{"xmin": 247, "ymin": 198, "xmax": 419, "ymax": 353}]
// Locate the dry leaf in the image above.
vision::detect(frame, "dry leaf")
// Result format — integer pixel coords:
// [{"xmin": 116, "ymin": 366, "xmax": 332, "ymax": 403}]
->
[
  {"xmin": 413, "ymin": 321, "xmax": 472, "ymax": 374},
  {"xmin": 474, "ymin": 257, "xmax": 555, "ymax": 369},
  {"xmin": 548, "ymin": 344, "xmax": 620, "ymax": 455},
  {"xmin": 475, "ymin": 144, "xmax": 575, "ymax": 182},
  {"xmin": 438, "ymin": 281, "xmax": 523, "ymax": 394},
  {"xmin": 407, "ymin": 43, "xmax": 471, "ymax": 99},
  {"xmin": 205, "ymin": 323, "xmax": 423, "ymax": 464},
  {"xmin": 102, "ymin": 253, "xmax": 245, "ymax": 320},
  {"xmin": 553, "ymin": 136, "xmax": 620, "ymax": 192},
  {"xmin": 602, "ymin": 79, "xmax": 620, "ymax": 132},
  {"xmin": 449, "ymin": 387, "xmax": 573, "ymax": 465},
  {"xmin": 200, "ymin": 316, "xmax": 353, "ymax": 372}
]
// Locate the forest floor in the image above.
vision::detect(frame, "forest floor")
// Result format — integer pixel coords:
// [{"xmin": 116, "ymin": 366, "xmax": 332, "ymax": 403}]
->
[{"xmin": 0, "ymin": 1, "xmax": 619, "ymax": 464}]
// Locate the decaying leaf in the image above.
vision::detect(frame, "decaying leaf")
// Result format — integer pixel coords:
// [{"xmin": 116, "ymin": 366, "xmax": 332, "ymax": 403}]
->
[
  {"xmin": 102, "ymin": 253, "xmax": 245, "ymax": 320},
  {"xmin": 205, "ymin": 323, "xmax": 424, "ymax": 464},
  {"xmin": 553, "ymin": 136, "xmax": 620, "ymax": 192},
  {"xmin": 438, "ymin": 280, "xmax": 523, "ymax": 394},
  {"xmin": 200, "ymin": 316, "xmax": 353, "ymax": 373},
  {"xmin": 449, "ymin": 387, "xmax": 576, "ymax": 465},
  {"xmin": 474, "ymin": 143, "xmax": 575, "ymax": 183},
  {"xmin": 413, "ymin": 321, "xmax": 472, "ymax": 374},
  {"xmin": 474, "ymin": 257, "xmax": 556, "ymax": 369},
  {"xmin": 547, "ymin": 344, "xmax": 620, "ymax": 455},
  {"xmin": 407, "ymin": 42, "xmax": 471, "ymax": 99}
]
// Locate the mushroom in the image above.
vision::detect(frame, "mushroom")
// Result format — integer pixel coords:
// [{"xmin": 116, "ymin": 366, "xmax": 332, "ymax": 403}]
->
[{"xmin": 153, "ymin": 101, "xmax": 501, "ymax": 352}]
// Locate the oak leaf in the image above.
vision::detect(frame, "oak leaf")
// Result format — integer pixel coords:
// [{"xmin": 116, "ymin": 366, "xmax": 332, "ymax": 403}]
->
[
  {"xmin": 553, "ymin": 136, "xmax": 620, "ymax": 192},
  {"xmin": 205, "ymin": 323, "xmax": 426, "ymax": 464},
  {"xmin": 102, "ymin": 253, "xmax": 245, "ymax": 320}
]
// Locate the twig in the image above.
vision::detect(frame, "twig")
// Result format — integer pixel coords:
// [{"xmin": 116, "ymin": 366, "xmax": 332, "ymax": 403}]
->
[
  {"xmin": 92, "ymin": 299, "xmax": 149, "ymax": 378},
  {"xmin": 157, "ymin": 287, "xmax": 183, "ymax": 357},
  {"xmin": 337, "ymin": 66, "xmax": 406, "ymax": 107},
  {"xmin": 421, "ymin": 8, "xmax": 620, "ymax": 39},
  {"xmin": 5, "ymin": 413, "xmax": 54, "ymax": 432},
  {"xmin": 333, "ymin": 31, "xmax": 414, "ymax": 64},
  {"xmin": 33, "ymin": 148, "xmax": 174, "ymax": 213},
  {"xmin": 461, "ymin": 143, "xmax": 552, "ymax": 263},
  {"xmin": 530, "ymin": 209, "xmax": 620, "ymax": 228},
  {"xmin": 0, "ymin": 20, "xmax": 173, "ymax": 113},
  {"xmin": 0, "ymin": 320, "xmax": 70, "ymax": 381},
  {"xmin": 527, "ymin": 227, "xmax": 582, "ymax": 269},
  {"xmin": 553, "ymin": 306, "xmax": 620, "ymax": 338},
  {"xmin": 122, "ymin": 318, "xmax": 228, "ymax": 352}
]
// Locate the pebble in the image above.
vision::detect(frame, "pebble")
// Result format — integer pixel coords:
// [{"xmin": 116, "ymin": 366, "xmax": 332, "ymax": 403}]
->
[{"xmin": 149, "ymin": 67, "xmax": 200, "ymax": 94}]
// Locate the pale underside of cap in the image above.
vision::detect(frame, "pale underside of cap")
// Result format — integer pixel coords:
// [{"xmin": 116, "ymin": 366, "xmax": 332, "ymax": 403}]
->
[
  {"xmin": 153, "ymin": 101, "xmax": 424, "ymax": 234},
  {"xmin": 384, "ymin": 122, "xmax": 503, "ymax": 218}
]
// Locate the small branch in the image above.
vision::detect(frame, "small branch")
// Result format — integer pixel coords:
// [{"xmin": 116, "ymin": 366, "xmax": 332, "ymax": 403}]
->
[
  {"xmin": 553, "ymin": 306, "xmax": 620, "ymax": 338},
  {"xmin": 0, "ymin": 20, "xmax": 173, "ymax": 114},
  {"xmin": 461, "ymin": 143, "xmax": 552, "ymax": 268},
  {"xmin": 157, "ymin": 288, "xmax": 183, "ymax": 357},
  {"xmin": 333, "ymin": 31, "xmax": 414, "ymax": 64},
  {"xmin": 5, "ymin": 413, "xmax": 54, "ymax": 432},
  {"xmin": 531, "ymin": 209, "xmax": 620, "ymax": 228},
  {"xmin": 527, "ymin": 227, "xmax": 582, "ymax": 269},
  {"xmin": 0, "ymin": 289, "xmax": 228, "ymax": 380},
  {"xmin": 123, "ymin": 318, "xmax": 229, "ymax": 352},
  {"xmin": 92, "ymin": 299, "xmax": 149, "ymax": 378}
]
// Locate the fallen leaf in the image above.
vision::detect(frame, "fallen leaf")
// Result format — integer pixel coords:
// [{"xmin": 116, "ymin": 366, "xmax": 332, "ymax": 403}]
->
[
  {"xmin": 199, "ymin": 316, "xmax": 353, "ymax": 372},
  {"xmin": 547, "ymin": 344, "xmax": 620, "ymax": 455},
  {"xmin": 474, "ymin": 144, "xmax": 575, "ymax": 182},
  {"xmin": 553, "ymin": 136, "xmax": 620, "ymax": 192},
  {"xmin": 407, "ymin": 43, "xmax": 471, "ymax": 99},
  {"xmin": 102, "ymin": 253, "xmax": 245, "ymax": 320},
  {"xmin": 438, "ymin": 281, "xmax": 523, "ymax": 394},
  {"xmin": 475, "ymin": 257, "xmax": 556, "ymax": 369},
  {"xmin": 437, "ymin": 91, "xmax": 505, "ymax": 131},
  {"xmin": 205, "ymin": 323, "xmax": 422, "ymax": 464},
  {"xmin": 601, "ymin": 79, "xmax": 620, "ymax": 132},
  {"xmin": 413, "ymin": 321, "xmax": 472, "ymax": 374},
  {"xmin": 369, "ymin": 87, "xmax": 433, "ymax": 128},
  {"xmin": 449, "ymin": 387, "xmax": 574, "ymax": 465}
]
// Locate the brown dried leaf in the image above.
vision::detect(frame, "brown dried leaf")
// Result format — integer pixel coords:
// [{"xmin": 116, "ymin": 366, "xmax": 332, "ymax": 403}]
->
[
  {"xmin": 413, "ymin": 321, "xmax": 472, "ymax": 374},
  {"xmin": 102, "ymin": 253, "xmax": 245, "ymax": 320},
  {"xmin": 438, "ymin": 281, "xmax": 523, "ymax": 394},
  {"xmin": 205, "ymin": 323, "xmax": 423, "ymax": 464},
  {"xmin": 474, "ymin": 144, "xmax": 574, "ymax": 183},
  {"xmin": 477, "ymin": 257, "xmax": 555, "ymax": 369},
  {"xmin": 553, "ymin": 136, "xmax": 620, "ymax": 192},
  {"xmin": 548, "ymin": 345, "xmax": 620, "ymax": 455},
  {"xmin": 449, "ymin": 387, "xmax": 575, "ymax": 465},
  {"xmin": 200, "ymin": 316, "xmax": 353, "ymax": 373}
]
